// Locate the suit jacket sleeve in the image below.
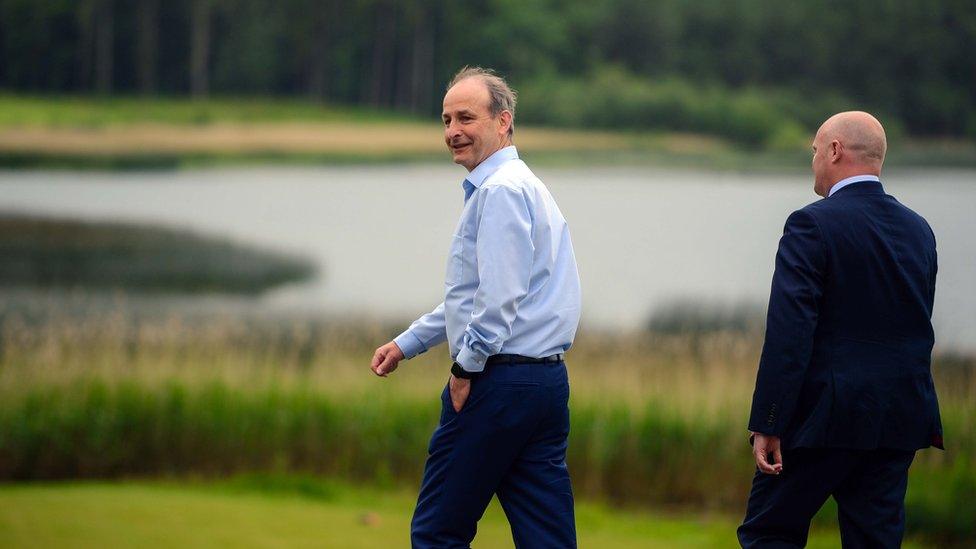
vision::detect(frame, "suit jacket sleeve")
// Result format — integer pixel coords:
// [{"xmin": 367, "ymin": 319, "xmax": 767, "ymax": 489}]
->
[
  {"xmin": 928, "ymin": 224, "xmax": 938, "ymax": 307},
  {"xmin": 748, "ymin": 209, "xmax": 826, "ymax": 436}
]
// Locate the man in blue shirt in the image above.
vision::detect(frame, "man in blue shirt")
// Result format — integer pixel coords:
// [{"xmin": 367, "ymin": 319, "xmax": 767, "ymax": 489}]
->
[{"xmin": 370, "ymin": 67, "xmax": 582, "ymax": 548}]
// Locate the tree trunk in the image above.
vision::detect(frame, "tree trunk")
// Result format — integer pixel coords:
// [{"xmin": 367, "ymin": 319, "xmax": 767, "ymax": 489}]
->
[
  {"xmin": 307, "ymin": 39, "xmax": 327, "ymax": 99},
  {"xmin": 136, "ymin": 0, "xmax": 159, "ymax": 94},
  {"xmin": 409, "ymin": 10, "xmax": 434, "ymax": 113},
  {"xmin": 306, "ymin": 1, "xmax": 333, "ymax": 100},
  {"xmin": 367, "ymin": 2, "xmax": 395, "ymax": 107},
  {"xmin": 190, "ymin": 0, "xmax": 211, "ymax": 98},
  {"xmin": 94, "ymin": 0, "xmax": 113, "ymax": 94},
  {"xmin": 393, "ymin": 2, "xmax": 434, "ymax": 113},
  {"xmin": 77, "ymin": 0, "xmax": 96, "ymax": 91},
  {"xmin": 394, "ymin": 4, "xmax": 412, "ymax": 110}
]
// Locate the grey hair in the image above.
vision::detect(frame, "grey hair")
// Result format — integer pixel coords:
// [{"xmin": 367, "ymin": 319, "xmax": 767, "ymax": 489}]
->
[{"xmin": 448, "ymin": 66, "xmax": 517, "ymax": 137}]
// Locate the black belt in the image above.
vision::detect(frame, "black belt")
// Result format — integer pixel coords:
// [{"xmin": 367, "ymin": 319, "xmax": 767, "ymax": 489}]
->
[{"xmin": 485, "ymin": 353, "xmax": 564, "ymax": 365}]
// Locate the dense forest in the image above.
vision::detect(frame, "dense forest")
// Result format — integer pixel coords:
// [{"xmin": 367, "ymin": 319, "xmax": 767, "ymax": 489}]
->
[{"xmin": 1, "ymin": 0, "xmax": 974, "ymax": 140}]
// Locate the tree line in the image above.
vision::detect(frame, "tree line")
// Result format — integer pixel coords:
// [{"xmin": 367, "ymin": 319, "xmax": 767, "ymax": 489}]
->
[{"xmin": 1, "ymin": 0, "xmax": 974, "ymax": 137}]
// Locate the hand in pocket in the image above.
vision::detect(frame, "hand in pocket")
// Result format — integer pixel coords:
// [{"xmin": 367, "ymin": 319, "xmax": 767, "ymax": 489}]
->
[{"xmin": 449, "ymin": 374, "xmax": 471, "ymax": 412}]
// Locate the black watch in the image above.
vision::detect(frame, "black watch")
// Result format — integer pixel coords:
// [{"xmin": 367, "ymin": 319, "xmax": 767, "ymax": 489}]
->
[{"xmin": 451, "ymin": 361, "xmax": 477, "ymax": 379}]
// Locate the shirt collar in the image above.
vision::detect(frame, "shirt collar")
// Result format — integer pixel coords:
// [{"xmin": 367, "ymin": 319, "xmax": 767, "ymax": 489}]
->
[
  {"xmin": 828, "ymin": 174, "xmax": 881, "ymax": 197},
  {"xmin": 463, "ymin": 146, "xmax": 519, "ymax": 190}
]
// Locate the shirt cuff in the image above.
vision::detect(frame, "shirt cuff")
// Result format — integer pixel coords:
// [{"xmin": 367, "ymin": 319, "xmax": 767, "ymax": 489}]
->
[
  {"xmin": 455, "ymin": 346, "xmax": 488, "ymax": 373},
  {"xmin": 393, "ymin": 331, "xmax": 426, "ymax": 360}
]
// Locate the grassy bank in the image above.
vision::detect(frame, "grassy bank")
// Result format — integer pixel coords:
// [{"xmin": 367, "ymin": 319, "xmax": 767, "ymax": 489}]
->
[
  {"xmin": 0, "ymin": 312, "xmax": 972, "ymax": 545},
  {"xmin": 1, "ymin": 95, "xmax": 974, "ymax": 169},
  {"xmin": 0, "ymin": 479, "xmax": 876, "ymax": 548},
  {"xmin": 0, "ymin": 215, "xmax": 315, "ymax": 294},
  {"xmin": 0, "ymin": 94, "xmax": 732, "ymax": 169}
]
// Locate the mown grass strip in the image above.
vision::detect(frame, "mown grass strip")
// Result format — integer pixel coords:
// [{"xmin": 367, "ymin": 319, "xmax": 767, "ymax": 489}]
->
[{"xmin": 0, "ymin": 480, "xmax": 897, "ymax": 549}]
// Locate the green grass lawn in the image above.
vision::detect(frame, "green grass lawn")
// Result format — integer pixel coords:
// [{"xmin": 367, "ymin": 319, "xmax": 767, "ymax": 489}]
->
[{"xmin": 0, "ymin": 481, "xmax": 928, "ymax": 548}]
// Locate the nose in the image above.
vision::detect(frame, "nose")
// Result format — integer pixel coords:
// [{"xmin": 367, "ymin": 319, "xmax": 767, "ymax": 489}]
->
[{"xmin": 446, "ymin": 120, "xmax": 462, "ymax": 139}]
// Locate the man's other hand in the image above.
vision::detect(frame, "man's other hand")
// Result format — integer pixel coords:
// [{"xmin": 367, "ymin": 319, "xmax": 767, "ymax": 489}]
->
[
  {"xmin": 752, "ymin": 433, "xmax": 784, "ymax": 475},
  {"xmin": 371, "ymin": 341, "xmax": 404, "ymax": 377},
  {"xmin": 449, "ymin": 374, "xmax": 471, "ymax": 412}
]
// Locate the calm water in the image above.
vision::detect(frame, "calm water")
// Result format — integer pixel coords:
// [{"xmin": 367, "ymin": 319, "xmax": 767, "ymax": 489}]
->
[{"xmin": 1, "ymin": 165, "xmax": 973, "ymax": 351}]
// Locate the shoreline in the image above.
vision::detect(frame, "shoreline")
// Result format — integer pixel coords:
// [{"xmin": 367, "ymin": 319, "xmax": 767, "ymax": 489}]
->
[
  {"xmin": 3, "ymin": 138, "xmax": 972, "ymax": 172},
  {"xmin": 2, "ymin": 96, "xmax": 973, "ymax": 170}
]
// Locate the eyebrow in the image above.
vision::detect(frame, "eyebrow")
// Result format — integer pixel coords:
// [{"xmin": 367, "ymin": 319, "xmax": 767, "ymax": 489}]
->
[{"xmin": 444, "ymin": 109, "xmax": 476, "ymax": 118}]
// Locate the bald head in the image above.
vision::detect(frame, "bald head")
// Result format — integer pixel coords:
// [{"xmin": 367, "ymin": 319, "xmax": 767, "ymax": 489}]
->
[
  {"xmin": 819, "ymin": 111, "xmax": 887, "ymax": 164},
  {"xmin": 811, "ymin": 111, "xmax": 888, "ymax": 197}
]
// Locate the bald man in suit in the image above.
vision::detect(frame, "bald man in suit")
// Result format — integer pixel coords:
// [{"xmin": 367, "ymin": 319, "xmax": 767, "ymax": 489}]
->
[{"xmin": 738, "ymin": 112, "xmax": 943, "ymax": 548}]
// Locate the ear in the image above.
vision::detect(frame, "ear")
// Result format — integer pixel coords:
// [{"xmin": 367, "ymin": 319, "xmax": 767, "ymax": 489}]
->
[
  {"xmin": 829, "ymin": 140, "xmax": 843, "ymax": 163},
  {"xmin": 498, "ymin": 110, "xmax": 513, "ymax": 136}
]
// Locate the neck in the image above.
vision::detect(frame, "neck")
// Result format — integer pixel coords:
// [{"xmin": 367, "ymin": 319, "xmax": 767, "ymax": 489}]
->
[
  {"xmin": 831, "ymin": 165, "xmax": 881, "ymax": 184},
  {"xmin": 824, "ymin": 166, "xmax": 880, "ymax": 195},
  {"xmin": 469, "ymin": 141, "xmax": 512, "ymax": 171}
]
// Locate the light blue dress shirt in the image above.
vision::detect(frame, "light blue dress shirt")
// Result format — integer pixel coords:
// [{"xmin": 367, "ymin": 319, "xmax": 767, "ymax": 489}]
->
[
  {"xmin": 828, "ymin": 174, "xmax": 881, "ymax": 197},
  {"xmin": 394, "ymin": 146, "xmax": 582, "ymax": 373}
]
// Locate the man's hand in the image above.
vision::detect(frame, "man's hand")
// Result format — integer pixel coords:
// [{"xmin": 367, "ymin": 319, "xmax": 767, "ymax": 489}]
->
[
  {"xmin": 449, "ymin": 374, "xmax": 471, "ymax": 412},
  {"xmin": 371, "ymin": 341, "xmax": 404, "ymax": 377},
  {"xmin": 752, "ymin": 432, "xmax": 783, "ymax": 475}
]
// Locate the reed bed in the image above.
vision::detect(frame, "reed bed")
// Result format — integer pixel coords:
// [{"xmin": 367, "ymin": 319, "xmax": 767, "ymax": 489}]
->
[
  {"xmin": 0, "ymin": 215, "xmax": 316, "ymax": 294},
  {"xmin": 0, "ymin": 310, "xmax": 972, "ymax": 544}
]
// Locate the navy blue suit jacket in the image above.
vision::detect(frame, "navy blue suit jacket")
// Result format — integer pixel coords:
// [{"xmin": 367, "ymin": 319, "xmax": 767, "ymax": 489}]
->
[{"xmin": 748, "ymin": 180, "xmax": 943, "ymax": 451}]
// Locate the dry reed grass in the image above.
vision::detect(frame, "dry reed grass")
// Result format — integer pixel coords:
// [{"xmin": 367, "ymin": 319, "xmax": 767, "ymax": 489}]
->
[
  {"xmin": 0, "ymin": 123, "xmax": 649, "ymax": 157},
  {"xmin": 0, "ymin": 308, "xmax": 972, "ymax": 542}
]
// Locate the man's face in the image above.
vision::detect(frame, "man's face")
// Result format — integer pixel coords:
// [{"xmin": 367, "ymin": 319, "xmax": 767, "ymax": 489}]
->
[
  {"xmin": 442, "ymin": 78, "xmax": 507, "ymax": 171},
  {"xmin": 811, "ymin": 127, "xmax": 830, "ymax": 197}
]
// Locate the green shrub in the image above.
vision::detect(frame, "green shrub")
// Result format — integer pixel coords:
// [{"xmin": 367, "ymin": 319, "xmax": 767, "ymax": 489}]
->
[{"xmin": 515, "ymin": 67, "xmax": 910, "ymax": 151}]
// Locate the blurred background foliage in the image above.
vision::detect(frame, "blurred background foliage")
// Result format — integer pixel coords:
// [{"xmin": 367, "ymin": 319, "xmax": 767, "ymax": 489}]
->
[{"xmin": 1, "ymin": 0, "xmax": 974, "ymax": 146}]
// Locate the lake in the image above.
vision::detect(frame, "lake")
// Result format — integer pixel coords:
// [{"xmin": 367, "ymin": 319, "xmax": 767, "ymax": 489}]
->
[{"xmin": 1, "ymin": 164, "xmax": 973, "ymax": 351}]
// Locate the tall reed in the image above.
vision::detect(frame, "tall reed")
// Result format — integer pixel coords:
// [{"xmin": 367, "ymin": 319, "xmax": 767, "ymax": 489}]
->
[{"xmin": 0, "ymin": 311, "xmax": 972, "ymax": 543}]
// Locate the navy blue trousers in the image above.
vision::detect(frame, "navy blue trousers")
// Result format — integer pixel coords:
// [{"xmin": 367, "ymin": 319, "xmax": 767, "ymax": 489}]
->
[
  {"xmin": 738, "ymin": 447, "xmax": 915, "ymax": 548},
  {"xmin": 411, "ymin": 361, "xmax": 576, "ymax": 549}
]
